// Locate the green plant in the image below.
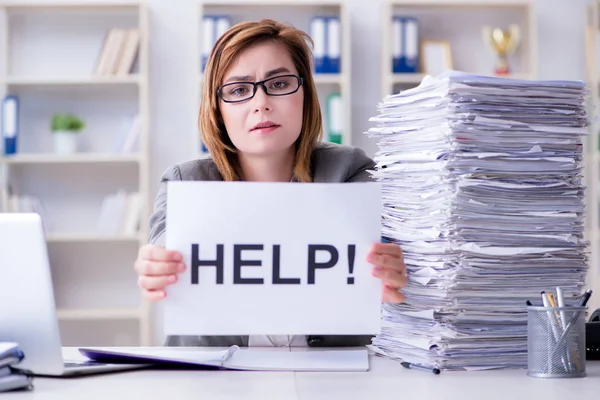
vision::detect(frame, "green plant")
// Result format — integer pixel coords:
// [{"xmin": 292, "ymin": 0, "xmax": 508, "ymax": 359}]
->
[{"xmin": 51, "ymin": 113, "xmax": 86, "ymax": 133}]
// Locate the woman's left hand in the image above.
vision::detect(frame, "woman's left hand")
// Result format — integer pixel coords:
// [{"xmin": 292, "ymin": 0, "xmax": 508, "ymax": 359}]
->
[{"xmin": 367, "ymin": 242, "xmax": 407, "ymax": 303}]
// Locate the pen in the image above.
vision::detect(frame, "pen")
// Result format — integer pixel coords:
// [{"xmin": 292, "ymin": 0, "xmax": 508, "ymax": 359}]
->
[
  {"xmin": 401, "ymin": 361, "xmax": 441, "ymax": 375},
  {"xmin": 541, "ymin": 291, "xmax": 570, "ymax": 372},
  {"xmin": 545, "ymin": 291, "xmax": 561, "ymax": 328},
  {"xmin": 556, "ymin": 287, "xmax": 567, "ymax": 327},
  {"xmin": 579, "ymin": 290, "xmax": 593, "ymax": 307},
  {"xmin": 553, "ymin": 287, "xmax": 579, "ymax": 372}
]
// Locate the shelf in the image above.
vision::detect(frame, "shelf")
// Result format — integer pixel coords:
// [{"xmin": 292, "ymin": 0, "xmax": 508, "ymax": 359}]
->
[
  {"xmin": 201, "ymin": 0, "xmax": 344, "ymax": 6},
  {"xmin": 46, "ymin": 233, "xmax": 142, "ymax": 243},
  {"xmin": 313, "ymin": 73, "xmax": 344, "ymax": 85},
  {"xmin": 388, "ymin": 0, "xmax": 531, "ymax": 7},
  {"xmin": 2, "ymin": 153, "xmax": 141, "ymax": 165},
  {"xmin": 1, "ymin": 2, "xmax": 142, "ymax": 10},
  {"xmin": 390, "ymin": 72, "xmax": 533, "ymax": 85},
  {"xmin": 4, "ymin": 75, "xmax": 143, "ymax": 86},
  {"xmin": 57, "ymin": 308, "xmax": 141, "ymax": 321},
  {"xmin": 390, "ymin": 73, "xmax": 427, "ymax": 84}
]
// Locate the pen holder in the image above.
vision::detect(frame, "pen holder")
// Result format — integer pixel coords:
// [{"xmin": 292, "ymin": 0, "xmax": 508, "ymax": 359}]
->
[{"xmin": 527, "ymin": 306, "xmax": 587, "ymax": 378}]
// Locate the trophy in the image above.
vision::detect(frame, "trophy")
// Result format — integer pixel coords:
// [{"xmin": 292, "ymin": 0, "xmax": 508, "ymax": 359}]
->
[{"xmin": 482, "ymin": 24, "xmax": 520, "ymax": 76}]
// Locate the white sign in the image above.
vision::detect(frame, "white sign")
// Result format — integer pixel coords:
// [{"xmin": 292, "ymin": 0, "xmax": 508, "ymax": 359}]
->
[{"xmin": 164, "ymin": 181, "xmax": 382, "ymax": 336}]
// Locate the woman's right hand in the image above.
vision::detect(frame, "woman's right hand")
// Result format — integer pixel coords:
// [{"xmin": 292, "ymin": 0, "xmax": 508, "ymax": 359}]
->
[{"xmin": 134, "ymin": 244, "xmax": 186, "ymax": 301}]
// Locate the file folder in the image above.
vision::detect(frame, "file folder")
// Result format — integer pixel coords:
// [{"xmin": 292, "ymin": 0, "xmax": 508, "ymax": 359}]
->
[
  {"xmin": 2, "ymin": 95, "xmax": 19, "ymax": 155},
  {"xmin": 1, "ymin": 95, "xmax": 18, "ymax": 156},
  {"xmin": 79, "ymin": 346, "xmax": 370, "ymax": 372},
  {"xmin": 202, "ymin": 16, "xmax": 231, "ymax": 72},
  {"xmin": 202, "ymin": 16, "xmax": 214, "ymax": 72},
  {"xmin": 310, "ymin": 16, "xmax": 342, "ymax": 74},
  {"xmin": 327, "ymin": 93, "xmax": 343, "ymax": 144},
  {"xmin": 310, "ymin": 16, "xmax": 327, "ymax": 73},
  {"xmin": 392, "ymin": 16, "xmax": 419, "ymax": 73},
  {"xmin": 326, "ymin": 16, "xmax": 341, "ymax": 74}
]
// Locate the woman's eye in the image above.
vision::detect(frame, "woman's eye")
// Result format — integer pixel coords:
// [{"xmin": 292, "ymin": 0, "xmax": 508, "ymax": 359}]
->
[
  {"xmin": 271, "ymin": 80, "xmax": 289, "ymax": 89},
  {"xmin": 229, "ymin": 86, "xmax": 248, "ymax": 96}
]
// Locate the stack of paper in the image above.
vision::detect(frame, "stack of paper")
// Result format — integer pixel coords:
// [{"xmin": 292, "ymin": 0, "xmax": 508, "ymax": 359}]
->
[
  {"xmin": 0, "ymin": 343, "xmax": 33, "ymax": 392},
  {"xmin": 364, "ymin": 71, "xmax": 590, "ymax": 371}
]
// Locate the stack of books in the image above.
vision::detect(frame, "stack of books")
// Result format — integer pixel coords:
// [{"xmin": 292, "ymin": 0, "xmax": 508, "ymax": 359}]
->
[
  {"xmin": 0, "ymin": 343, "xmax": 33, "ymax": 393},
  {"xmin": 365, "ymin": 71, "xmax": 589, "ymax": 371}
]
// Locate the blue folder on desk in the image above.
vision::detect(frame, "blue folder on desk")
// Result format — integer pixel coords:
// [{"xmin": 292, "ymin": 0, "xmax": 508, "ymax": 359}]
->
[{"xmin": 79, "ymin": 345, "xmax": 369, "ymax": 372}]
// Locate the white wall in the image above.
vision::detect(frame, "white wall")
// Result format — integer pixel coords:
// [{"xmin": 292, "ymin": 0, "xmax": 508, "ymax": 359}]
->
[{"xmin": 1, "ymin": 0, "xmax": 593, "ymax": 344}]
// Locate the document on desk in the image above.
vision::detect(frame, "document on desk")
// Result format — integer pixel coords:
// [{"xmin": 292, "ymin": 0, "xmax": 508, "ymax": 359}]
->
[
  {"xmin": 163, "ymin": 181, "xmax": 382, "ymax": 336},
  {"xmin": 364, "ymin": 70, "xmax": 589, "ymax": 371},
  {"xmin": 78, "ymin": 346, "xmax": 369, "ymax": 372}
]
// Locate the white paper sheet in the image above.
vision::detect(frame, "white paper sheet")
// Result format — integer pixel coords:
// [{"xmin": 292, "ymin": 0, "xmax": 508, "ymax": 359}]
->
[{"xmin": 164, "ymin": 182, "xmax": 383, "ymax": 336}]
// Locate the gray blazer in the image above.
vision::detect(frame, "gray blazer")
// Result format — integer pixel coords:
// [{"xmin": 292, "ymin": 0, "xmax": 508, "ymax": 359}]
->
[{"xmin": 148, "ymin": 142, "xmax": 377, "ymax": 348}]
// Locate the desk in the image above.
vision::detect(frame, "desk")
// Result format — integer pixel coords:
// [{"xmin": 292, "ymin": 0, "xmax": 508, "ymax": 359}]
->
[{"xmin": 3, "ymin": 347, "xmax": 599, "ymax": 400}]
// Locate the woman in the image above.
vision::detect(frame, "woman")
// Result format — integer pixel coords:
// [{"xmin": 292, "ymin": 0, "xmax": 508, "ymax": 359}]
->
[{"xmin": 134, "ymin": 19, "xmax": 407, "ymax": 347}]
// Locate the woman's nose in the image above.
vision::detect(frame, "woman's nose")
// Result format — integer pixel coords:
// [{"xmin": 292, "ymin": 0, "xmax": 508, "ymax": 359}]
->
[{"xmin": 252, "ymin": 85, "xmax": 271, "ymax": 112}]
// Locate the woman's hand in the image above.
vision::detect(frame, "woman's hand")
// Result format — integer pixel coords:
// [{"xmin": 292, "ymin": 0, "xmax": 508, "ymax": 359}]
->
[
  {"xmin": 367, "ymin": 242, "xmax": 407, "ymax": 303},
  {"xmin": 134, "ymin": 244, "xmax": 186, "ymax": 301}
]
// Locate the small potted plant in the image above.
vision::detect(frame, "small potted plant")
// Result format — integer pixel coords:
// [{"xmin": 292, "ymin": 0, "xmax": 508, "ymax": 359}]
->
[{"xmin": 51, "ymin": 113, "xmax": 85, "ymax": 154}]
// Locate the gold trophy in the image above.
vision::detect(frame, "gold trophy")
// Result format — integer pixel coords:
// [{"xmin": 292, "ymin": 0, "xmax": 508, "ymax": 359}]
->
[{"xmin": 482, "ymin": 24, "xmax": 520, "ymax": 76}]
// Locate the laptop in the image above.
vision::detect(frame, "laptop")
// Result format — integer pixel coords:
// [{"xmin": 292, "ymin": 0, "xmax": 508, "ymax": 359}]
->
[{"xmin": 0, "ymin": 213, "xmax": 148, "ymax": 377}]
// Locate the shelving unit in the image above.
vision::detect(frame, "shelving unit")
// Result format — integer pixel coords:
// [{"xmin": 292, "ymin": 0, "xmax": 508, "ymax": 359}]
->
[
  {"xmin": 585, "ymin": 0, "xmax": 600, "ymax": 313},
  {"xmin": 0, "ymin": 2, "xmax": 152, "ymax": 346},
  {"xmin": 3, "ymin": 153, "xmax": 142, "ymax": 164},
  {"xmin": 196, "ymin": 0, "xmax": 352, "ymax": 158},
  {"xmin": 381, "ymin": 0, "xmax": 538, "ymax": 97}
]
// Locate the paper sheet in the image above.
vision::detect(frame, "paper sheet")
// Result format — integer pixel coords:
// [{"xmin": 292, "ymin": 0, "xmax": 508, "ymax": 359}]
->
[{"xmin": 164, "ymin": 182, "xmax": 383, "ymax": 336}]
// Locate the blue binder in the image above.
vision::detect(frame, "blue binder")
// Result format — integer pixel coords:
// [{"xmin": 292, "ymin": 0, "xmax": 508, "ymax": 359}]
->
[
  {"xmin": 392, "ymin": 16, "xmax": 419, "ymax": 73},
  {"xmin": 1, "ymin": 95, "xmax": 19, "ymax": 156},
  {"xmin": 202, "ymin": 15, "xmax": 231, "ymax": 72},
  {"xmin": 310, "ymin": 16, "xmax": 342, "ymax": 74}
]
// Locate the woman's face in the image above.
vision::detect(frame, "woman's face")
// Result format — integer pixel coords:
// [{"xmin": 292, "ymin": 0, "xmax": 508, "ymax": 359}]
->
[{"xmin": 219, "ymin": 41, "xmax": 304, "ymax": 158}]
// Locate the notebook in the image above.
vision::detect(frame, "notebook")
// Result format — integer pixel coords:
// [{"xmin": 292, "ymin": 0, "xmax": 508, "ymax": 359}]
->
[{"xmin": 79, "ymin": 346, "xmax": 369, "ymax": 372}]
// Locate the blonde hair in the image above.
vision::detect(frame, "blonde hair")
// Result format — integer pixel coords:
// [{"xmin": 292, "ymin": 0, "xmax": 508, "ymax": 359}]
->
[{"xmin": 198, "ymin": 19, "xmax": 322, "ymax": 182}]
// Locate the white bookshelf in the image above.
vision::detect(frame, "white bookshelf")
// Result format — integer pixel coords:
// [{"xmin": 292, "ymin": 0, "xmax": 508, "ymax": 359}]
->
[
  {"xmin": 0, "ymin": 2, "xmax": 152, "ymax": 346},
  {"xmin": 5, "ymin": 76, "xmax": 143, "ymax": 86},
  {"xmin": 3, "ymin": 153, "xmax": 141, "ymax": 164},
  {"xmin": 196, "ymin": 0, "xmax": 352, "ymax": 157},
  {"xmin": 381, "ymin": 0, "xmax": 538, "ymax": 97},
  {"xmin": 585, "ymin": 0, "xmax": 600, "ymax": 313}
]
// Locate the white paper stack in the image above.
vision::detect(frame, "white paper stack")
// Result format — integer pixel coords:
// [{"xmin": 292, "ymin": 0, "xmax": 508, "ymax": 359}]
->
[{"xmin": 365, "ymin": 71, "xmax": 590, "ymax": 371}]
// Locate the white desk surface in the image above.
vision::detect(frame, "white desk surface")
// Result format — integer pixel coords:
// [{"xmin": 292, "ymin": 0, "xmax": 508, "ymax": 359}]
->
[{"xmin": 3, "ymin": 347, "xmax": 599, "ymax": 400}]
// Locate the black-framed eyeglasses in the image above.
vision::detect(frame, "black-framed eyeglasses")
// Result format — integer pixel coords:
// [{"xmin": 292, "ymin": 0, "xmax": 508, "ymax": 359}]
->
[{"xmin": 217, "ymin": 74, "xmax": 303, "ymax": 103}]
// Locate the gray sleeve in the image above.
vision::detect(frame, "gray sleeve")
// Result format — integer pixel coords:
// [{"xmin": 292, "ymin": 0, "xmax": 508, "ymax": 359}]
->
[
  {"xmin": 346, "ymin": 146, "xmax": 376, "ymax": 182},
  {"xmin": 148, "ymin": 165, "xmax": 183, "ymax": 246}
]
